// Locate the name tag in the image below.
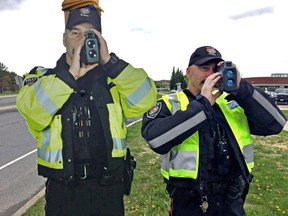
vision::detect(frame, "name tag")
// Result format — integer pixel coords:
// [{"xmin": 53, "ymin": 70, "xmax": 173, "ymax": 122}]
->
[{"xmin": 227, "ymin": 101, "xmax": 239, "ymax": 110}]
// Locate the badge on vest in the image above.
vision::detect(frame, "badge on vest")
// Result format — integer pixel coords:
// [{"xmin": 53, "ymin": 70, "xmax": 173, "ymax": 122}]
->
[
  {"xmin": 146, "ymin": 102, "xmax": 162, "ymax": 119},
  {"xmin": 227, "ymin": 101, "xmax": 239, "ymax": 110}
]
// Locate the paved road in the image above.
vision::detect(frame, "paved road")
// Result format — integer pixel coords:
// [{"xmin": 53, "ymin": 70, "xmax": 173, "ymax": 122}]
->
[
  {"xmin": 0, "ymin": 96, "xmax": 17, "ymax": 113},
  {"xmin": 0, "ymin": 110, "xmax": 45, "ymax": 216},
  {"xmin": 0, "ymin": 96, "xmax": 15, "ymax": 107}
]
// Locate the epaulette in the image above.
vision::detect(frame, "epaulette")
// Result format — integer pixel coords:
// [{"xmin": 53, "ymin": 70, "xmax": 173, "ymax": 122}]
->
[{"xmin": 23, "ymin": 67, "xmax": 52, "ymax": 86}]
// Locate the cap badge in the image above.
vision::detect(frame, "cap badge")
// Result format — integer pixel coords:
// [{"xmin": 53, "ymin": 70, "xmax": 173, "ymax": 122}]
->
[
  {"xmin": 206, "ymin": 47, "xmax": 217, "ymax": 56},
  {"xmin": 80, "ymin": 8, "xmax": 91, "ymax": 17}
]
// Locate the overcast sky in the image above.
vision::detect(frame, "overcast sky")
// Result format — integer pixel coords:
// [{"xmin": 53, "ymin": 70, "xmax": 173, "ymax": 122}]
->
[{"xmin": 0, "ymin": 0, "xmax": 287, "ymax": 81}]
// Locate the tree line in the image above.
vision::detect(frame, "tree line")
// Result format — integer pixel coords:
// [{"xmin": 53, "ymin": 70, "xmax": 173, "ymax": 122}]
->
[
  {"xmin": 154, "ymin": 67, "xmax": 188, "ymax": 91},
  {"xmin": 169, "ymin": 66, "xmax": 187, "ymax": 90},
  {"xmin": 0, "ymin": 62, "xmax": 20, "ymax": 93}
]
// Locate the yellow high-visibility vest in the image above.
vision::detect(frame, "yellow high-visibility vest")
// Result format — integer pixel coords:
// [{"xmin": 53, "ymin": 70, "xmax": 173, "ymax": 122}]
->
[
  {"xmin": 17, "ymin": 65, "xmax": 157, "ymax": 169},
  {"xmin": 160, "ymin": 91, "xmax": 254, "ymax": 180}
]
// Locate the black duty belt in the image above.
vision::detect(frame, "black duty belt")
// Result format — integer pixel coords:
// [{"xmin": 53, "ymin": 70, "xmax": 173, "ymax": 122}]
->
[
  {"xmin": 206, "ymin": 175, "xmax": 245, "ymax": 196},
  {"xmin": 167, "ymin": 181, "xmax": 230, "ymax": 197},
  {"xmin": 206, "ymin": 182, "xmax": 230, "ymax": 195}
]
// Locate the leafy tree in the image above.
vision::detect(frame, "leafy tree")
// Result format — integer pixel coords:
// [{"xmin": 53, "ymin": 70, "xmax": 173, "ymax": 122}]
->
[
  {"xmin": 0, "ymin": 62, "xmax": 8, "ymax": 72},
  {"xmin": 0, "ymin": 62, "xmax": 19, "ymax": 92},
  {"xmin": 23, "ymin": 72, "xmax": 28, "ymax": 80},
  {"xmin": 170, "ymin": 67, "xmax": 176, "ymax": 90},
  {"xmin": 170, "ymin": 67, "xmax": 187, "ymax": 90},
  {"xmin": 155, "ymin": 81, "xmax": 162, "ymax": 88}
]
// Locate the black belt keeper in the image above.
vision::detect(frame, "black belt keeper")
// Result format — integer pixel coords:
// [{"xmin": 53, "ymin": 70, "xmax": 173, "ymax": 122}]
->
[
  {"xmin": 225, "ymin": 175, "xmax": 246, "ymax": 204},
  {"xmin": 74, "ymin": 163, "xmax": 98, "ymax": 179}
]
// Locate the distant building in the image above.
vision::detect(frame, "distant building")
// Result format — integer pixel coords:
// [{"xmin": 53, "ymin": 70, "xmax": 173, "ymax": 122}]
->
[
  {"xmin": 154, "ymin": 80, "xmax": 170, "ymax": 91},
  {"xmin": 244, "ymin": 74, "xmax": 288, "ymax": 91},
  {"xmin": 271, "ymin": 73, "xmax": 288, "ymax": 77}
]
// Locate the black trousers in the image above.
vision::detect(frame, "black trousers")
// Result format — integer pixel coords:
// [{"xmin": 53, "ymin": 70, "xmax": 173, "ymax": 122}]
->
[
  {"xmin": 45, "ymin": 178, "xmax": 125, "ymax": 216},
  {"xmin": 169, "ymin": 187, "xmax": 246, "ymax": 216}
]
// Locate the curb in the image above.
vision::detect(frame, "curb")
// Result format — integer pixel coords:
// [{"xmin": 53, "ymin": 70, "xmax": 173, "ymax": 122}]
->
[
  {"xmin": 0, "ymin": 105, "xmax": 16, "ymax": 112},
  {"xmin": 284, "ymin": 122, "xmax": 288, "ymax": 132},
  {"xmin": 12, "ymin": 188, "xmax": 45, "ymax": 216},
  {"xmin": 0, "ymin": 95, "xmax": 17, "ymax": 98}
]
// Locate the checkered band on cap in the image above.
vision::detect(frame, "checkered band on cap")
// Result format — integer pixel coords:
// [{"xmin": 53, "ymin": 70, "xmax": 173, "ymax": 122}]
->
[{"xmin": 62, "ymin": 0, "xmax": 103, "ymax": 14}]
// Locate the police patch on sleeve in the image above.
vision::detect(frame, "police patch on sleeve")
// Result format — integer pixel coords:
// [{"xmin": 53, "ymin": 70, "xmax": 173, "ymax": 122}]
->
[
  {"xmin": 23, "ymin": 77, "xmax": 38, "ymax": 86},
  {"xmin": 146, "ymin": 102, "xmax": 162, "ymax": 119}
]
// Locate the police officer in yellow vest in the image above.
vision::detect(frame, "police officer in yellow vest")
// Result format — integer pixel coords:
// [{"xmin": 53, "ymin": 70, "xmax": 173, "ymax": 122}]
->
[
  {"xmin": 16, "ymin": 1, "xmax": 157, "ymax": 215},
  {"xmin": 141, "ymin": 46, "xmax": 286, "ymax": 216}
]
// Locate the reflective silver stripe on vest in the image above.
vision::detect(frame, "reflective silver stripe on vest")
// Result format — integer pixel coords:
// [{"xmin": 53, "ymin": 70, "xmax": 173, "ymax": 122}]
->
[
  {"xmin": 33, "ymin": 80, "xmax": 58, "ymax": 115},
  {"xmin": 242, "ymin": 144, "xmax": 253, "ymax": 163},
  {"xmin": 252, "ymin": 90, "xmax": 286, "ymax": 127},
  {"xmin": 38, "ymin": 127, "xmax": 63, "ymax": 163},
  {"xmin": 148, "ymin": 111, "xmax": 206, "ymax": 148},
  {"xmin": 126, "ymin": 77, "xmax": 152, "ymax": 107},
  {"xmin": 160, "ymin": 153, "xmax": 170, "ymax": 172},
  {"xmin": 168, "ymin": 94, "xmax": 179, "ymax": 114},
  {"xmin": 161, "ymin": 150, "xmax": 197, "ymax": 171},
  {"xmin": 113, "ymin": 138, "xmax": 126, "ymax": 150}
]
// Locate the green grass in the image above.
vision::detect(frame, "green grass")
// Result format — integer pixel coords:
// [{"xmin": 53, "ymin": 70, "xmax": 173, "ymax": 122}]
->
[
  {"xmin": 0, "ymin": 92, "xmax": 17, "ymax": 96},
  {"xmin": 244, "ymin": 128, "xmax": 288, "ymax": 216},
  {"xmin": 282, "ymin": 110, "xmax": 288, "ymax": 119},
  {"xmin": 23, "ymin": 115, "xmax": 288, "ymax": 216}
]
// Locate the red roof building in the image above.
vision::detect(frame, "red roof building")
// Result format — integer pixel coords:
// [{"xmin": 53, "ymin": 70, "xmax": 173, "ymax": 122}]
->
[{"xmin": 244, "ymin": 76, "xmax": 288, "ymax": 91}]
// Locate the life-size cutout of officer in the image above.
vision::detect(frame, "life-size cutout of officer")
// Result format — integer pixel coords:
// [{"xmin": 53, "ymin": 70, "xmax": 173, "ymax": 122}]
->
[
  {"xmin": 16, "ymin": 0, "xmax": 157, "ymax": 215},
  {"xmin": 141, "ymin": 46, "xmax": 286, "ymax": 216}
]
